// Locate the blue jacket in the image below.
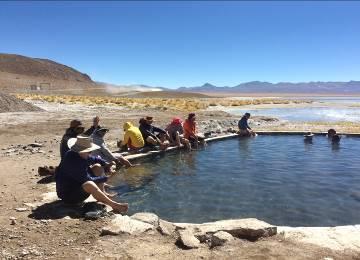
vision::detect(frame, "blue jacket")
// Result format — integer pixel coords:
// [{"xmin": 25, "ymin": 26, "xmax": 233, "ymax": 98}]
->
[
  {"xmin": 55, "ymin": 150, "xmax": 108, "ymax": 201},
  {"xmin": 238, "ymin": 116, "xmax": 251, "ymax": 130}
]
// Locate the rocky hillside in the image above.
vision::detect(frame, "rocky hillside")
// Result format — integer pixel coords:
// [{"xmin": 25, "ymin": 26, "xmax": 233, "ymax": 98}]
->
[
  {"xmin": 0, "ymin": 54, "xmax": 92, "ymax": 82},
  {"xmin": 0, "ymin": 92, "xmax": 42, "ymax": 113}
]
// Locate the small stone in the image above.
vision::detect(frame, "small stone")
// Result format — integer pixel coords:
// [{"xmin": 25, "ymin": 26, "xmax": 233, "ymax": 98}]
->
[
  {"xmin": 28, "ymin": 143, "xmax": 43, "ymax": 148},
  {"xmin": 15, "ymin": 207, "xmax": 28, "ymax": 212}
]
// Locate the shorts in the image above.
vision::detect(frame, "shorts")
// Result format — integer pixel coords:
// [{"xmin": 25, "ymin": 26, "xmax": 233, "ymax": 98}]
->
[{"xmin": 59, "ymin": 187, "xmax": 90, "ymax": 204}]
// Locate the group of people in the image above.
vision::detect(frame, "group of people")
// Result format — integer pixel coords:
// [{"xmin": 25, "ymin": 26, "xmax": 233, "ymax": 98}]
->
[
  {"xmin": 120, "ymin": 113, "xmax": 206, "ymax": 152},
  {"xmin": 54, "ymin": 112, "xmax": 209, "ymax": 213}
]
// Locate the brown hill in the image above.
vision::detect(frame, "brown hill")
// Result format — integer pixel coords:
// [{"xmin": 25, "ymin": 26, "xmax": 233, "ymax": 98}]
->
[
  {"xmin": 0, "ymin": 53, "xmax": 100, "ymax": 94},
  {"xmin": 0, "ymin": 92, "xmax": 42, "ymax": 113},
  {"xmin": 0, "ymin": 54, "xmax": 92, "ymax": 82}
]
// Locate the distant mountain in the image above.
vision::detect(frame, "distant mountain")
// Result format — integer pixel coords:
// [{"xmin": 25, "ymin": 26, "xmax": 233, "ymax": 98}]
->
[{"xmin": 178, "ymin": 81, "xmax": 360, "ymax": 94}]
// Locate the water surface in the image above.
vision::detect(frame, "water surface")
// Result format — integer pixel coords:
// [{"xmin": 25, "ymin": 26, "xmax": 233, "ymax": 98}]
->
[{"xmin": 112, "ymin": 136, "xmax": 360, "ymax": 226}]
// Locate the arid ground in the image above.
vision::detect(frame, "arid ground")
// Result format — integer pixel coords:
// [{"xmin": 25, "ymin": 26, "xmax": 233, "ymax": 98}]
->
[{"xmin": 1, "ymin": 99, "xmax": 360, "ymax": 259}]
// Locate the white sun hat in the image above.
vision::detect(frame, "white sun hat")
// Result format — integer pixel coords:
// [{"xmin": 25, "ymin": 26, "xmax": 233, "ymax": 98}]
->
[{"xmin": 67, "ymin": 136, "xmax": 100, "ymax": 153}]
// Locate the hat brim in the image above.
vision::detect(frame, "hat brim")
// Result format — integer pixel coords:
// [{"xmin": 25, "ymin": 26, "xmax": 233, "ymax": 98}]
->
[{"xmin": 67, "ymin": 138, "xmax": 100, "ymax": 153}]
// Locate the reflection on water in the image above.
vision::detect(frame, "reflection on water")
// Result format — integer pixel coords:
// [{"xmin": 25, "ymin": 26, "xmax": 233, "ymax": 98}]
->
[{"xmin": 112, "ymin": 136, "xmax": 360, "ymax": 226}]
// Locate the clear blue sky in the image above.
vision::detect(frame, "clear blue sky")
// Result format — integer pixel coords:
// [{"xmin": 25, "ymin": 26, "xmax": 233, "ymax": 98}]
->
[{"xmin": 1, "ymin": 1, "xmax": 359, "ymax": 88}]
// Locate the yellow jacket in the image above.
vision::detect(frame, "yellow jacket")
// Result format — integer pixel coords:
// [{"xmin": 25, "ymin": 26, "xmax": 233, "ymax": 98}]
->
[{"xmin": 123, "ymin": 122, "xmax": 145, "ymax": 148}]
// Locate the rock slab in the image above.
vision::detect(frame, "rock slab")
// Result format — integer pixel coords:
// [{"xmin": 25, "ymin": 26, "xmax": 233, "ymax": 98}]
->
[
  {"xmin": 210, "ymin": 231, "xmax": 234, "ymax": 247},
  {"xmin": 101, "ymin": 215, "xmax": 154, "ymax": 236},
  {"xmin": 175, "ymin": 218, "xmax": 277, "ymax": 241},
  {"xmin": 130, "ymin": 212, "xmax": 159, "ymax": 227},
  {"xmin": 178, "ymin": 229, "xmax": 200, "ymax": 249}
]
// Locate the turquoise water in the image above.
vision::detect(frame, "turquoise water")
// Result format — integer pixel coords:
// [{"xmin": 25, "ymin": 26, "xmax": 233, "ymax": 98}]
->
[{"xmin": 111, "ymin": 136, "xmax": 360, "ymax": 226}]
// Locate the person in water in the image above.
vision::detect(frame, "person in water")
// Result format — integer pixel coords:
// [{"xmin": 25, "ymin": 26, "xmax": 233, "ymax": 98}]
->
[
  {"xmin": 139, "ymin": 116, "xmax": 170, "ymax": 150},
  {"xmin": 55, "ymin": 136, "xmax": 128, "ymax": 213},
  {"xmin": 121, "ymin": 122, "xmax": 145, "ymax": 152},
  {"xmin": 332, "ymin": 134, "xmax": 341, "ymax": 144},
  {"xmin": 165, "ymin": 117, "xmax": 191, "ymax": 150},
  {"xmin": 327, "ymin": 129, "xmax": 337, "ymax": 138},
  {"xmin": 183, "ymin": 113, "xmax": 205, "ymax": 149},
  {"xmin": 91, "ymin": 127, "xmax": 133, "ymax": 167},
  {"xmin": 238, "ymin": 113, "xmax": 256, "ymax": 137}
]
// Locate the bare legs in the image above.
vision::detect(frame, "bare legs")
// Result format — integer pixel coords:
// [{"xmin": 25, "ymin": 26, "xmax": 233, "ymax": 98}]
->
[{"xmin": 82, "ymin": 181, "xmax": 128, "ymax": 213}]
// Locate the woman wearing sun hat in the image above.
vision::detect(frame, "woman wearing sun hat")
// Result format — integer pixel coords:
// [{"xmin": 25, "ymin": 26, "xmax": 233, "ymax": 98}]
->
[{"xmin": 55, "ymin": 136, "xmax": 128, "ymax": 213}]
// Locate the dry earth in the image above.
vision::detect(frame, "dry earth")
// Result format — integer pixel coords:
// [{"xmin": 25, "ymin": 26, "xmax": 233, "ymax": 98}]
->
[{"xmin": 1, "ymin": 100, "xmax": 360, "ymax": 259}]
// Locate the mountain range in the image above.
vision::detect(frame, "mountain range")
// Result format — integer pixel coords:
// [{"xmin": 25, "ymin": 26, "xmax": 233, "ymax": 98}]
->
[{"xmin": 178, "ymin": 81, "xmax": 360, "ymax": 94}]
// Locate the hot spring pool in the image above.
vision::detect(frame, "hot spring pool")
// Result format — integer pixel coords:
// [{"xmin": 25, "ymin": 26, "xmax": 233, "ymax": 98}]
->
[{"xmin": 111, "ymin": 135, "xmax": 360, "ymax": 226}]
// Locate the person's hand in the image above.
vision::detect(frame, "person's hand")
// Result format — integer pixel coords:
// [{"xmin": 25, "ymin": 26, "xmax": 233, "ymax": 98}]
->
[
  {"xmin": 104, "ymin": 162, "xmax": 116, "ymax": 173},
  {"xmin": 93, "ymin": 116, "xmax": 100, "ymax": 127}
]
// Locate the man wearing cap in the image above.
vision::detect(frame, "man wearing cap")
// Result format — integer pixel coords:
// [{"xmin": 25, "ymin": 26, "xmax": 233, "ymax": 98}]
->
[
  {"xmin": 60, "ymin": 119, "xmax": 85, "ymax": 159},
  {"xmin": 139, "ymin": 116, "xmax": 170, "ymax": 150},
  {"xmin": 55, "ymin": 136, "xmax": 128, "ymax": 213},
  {"xmin": 91, "ymin": 127, "xmax": 133, "ymax": 167}
]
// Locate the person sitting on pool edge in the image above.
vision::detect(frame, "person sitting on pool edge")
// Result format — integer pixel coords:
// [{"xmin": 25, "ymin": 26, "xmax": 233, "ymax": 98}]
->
[
  {"xmin": 139, "ymin": 116, "xmax": 170, "ymax": 150},
  {"xmin": 165, "ymin": 117, "xmax": 191, "ymax": 150},
  {"xmin": 55, "ymin": 136, "xmax": 128, "ymax": 213},
  {"xmin": 120, "ymin": 122, "xmax": 145, "ymax": 152},
  {"xmin": 183, "ymin": 113, "xmax": 206, "ymax": 149},
  {"xmin": 84, "ymin": 116, "xmax": 102, "ymax": 136},
  {"xmin": 238, "ymin": 112, "xmax": 256, "ymax": 137},
  {"xmin": 91, "ymin": 127, "xmax": 133, "ymax": 167},
  {"xmin": 60, "ymin": 119, "xmax": 85, "ymax": 159}
]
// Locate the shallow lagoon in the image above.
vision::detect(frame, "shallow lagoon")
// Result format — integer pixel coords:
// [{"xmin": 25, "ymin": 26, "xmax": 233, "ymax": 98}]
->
[
  {"xmin": 224, "ymin": 97, "xmax": 360, "ymax": 122},
  {"xmin": 112, "ymin": 136, "xmax": 360, "ymax": 226}
]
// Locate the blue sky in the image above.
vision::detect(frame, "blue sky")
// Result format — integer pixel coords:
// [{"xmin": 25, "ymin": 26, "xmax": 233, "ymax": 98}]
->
[{"xmin": 0, "ymin": 1, "xmax": 359, "ymax": 88}]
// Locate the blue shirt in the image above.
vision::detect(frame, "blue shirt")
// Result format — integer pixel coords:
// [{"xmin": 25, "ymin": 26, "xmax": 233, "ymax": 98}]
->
[{"xmin": 55, "ymin": 150, "xmax": 108, "ymax": 200}]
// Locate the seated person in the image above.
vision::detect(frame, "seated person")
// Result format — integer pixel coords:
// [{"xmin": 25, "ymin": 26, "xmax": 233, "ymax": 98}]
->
[
  {"xmin": 327, "ymin": 128, "xmax": 337, "ymax": 138},
  {"xmin": 60, "ymin": 119, "xmax": 85, "ymax": 159},
  {"xmin": 238, "ymin": 112, "xmax": 256, "ymax": 137},
  {"xmin": 84, "ymin": 116, "xmax": 101, "ymax": 136},
  {"xmin": 55, "ymin": 136, "xmax": 128, "ymax": 213},
  {"xmin": 183, "ymin": 113, "xmax": 205, "ymax": 149},
  {"xmin": 165, "ymin": 117, "xmax": 190, "ymax": 150},
  {"xmin": 91, "ymin": 127, "xmax": 133, "ymax": 167},
  {"xmin": 120, "ymin": 122, "xmax": 145, "ymax": 152},
  {"xmin": 139, "ymin": 116, "xmax": 170, "ymax": 150}
]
